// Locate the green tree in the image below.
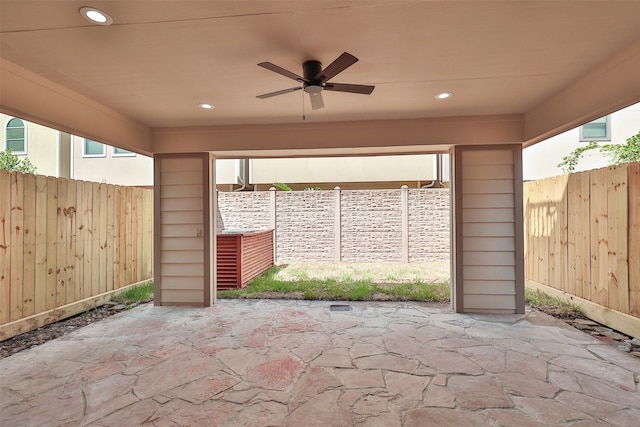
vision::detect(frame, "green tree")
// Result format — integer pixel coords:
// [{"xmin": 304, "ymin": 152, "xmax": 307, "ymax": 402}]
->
[
  {"xmin": 557, "ymin": 131, "xmax": 640, "ymax": 174},
  {"xmin": 0, "ymin": 149, "xmax": 37, "ymax": 174}
]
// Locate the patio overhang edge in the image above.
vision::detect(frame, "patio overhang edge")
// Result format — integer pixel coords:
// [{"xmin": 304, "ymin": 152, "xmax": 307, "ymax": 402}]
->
[
  {"xmin": 523, "ymin": 40, "xmax": 640, "ymax": 148},
  {"xmin": 0, "ymin": 58, "xmax": 153, "ymax": 156}
]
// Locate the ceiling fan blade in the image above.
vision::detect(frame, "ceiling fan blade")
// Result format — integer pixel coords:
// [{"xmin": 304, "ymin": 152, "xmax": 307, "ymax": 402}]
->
[
  {"xmin": 315, "ymin": 52, "xmax": 358, "ymax": 83},
  {"xmin": 258, "ymin": 62, "xmax": 306, "ymax": 83},
  {"xmin": 324, "ymin": 83, "xmax": 375, "ymax": 95},
  {"xmin": 256, "ymin": 86, "xmax": 303, "ymax": 99},
  {"xmin": 309, "ymin": 92, "xmax": 324, "ymax": 110}
]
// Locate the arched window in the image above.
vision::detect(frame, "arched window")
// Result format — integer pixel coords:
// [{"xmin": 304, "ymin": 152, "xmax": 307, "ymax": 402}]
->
[{"xmin": 6, "ymin": 118, "xmax": 26, "ymax": 154}]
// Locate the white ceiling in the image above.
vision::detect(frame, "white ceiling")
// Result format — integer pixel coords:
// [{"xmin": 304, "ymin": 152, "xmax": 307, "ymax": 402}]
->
[{"xmin": 1, "ymin": 1, "xmax": 639, "ymax": 154}]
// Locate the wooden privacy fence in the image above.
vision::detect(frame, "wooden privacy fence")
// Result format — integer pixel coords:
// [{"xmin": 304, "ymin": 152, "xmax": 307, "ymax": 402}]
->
[
  {"xmin": 0, "ymin": 170, "xmax": 153, "ymax": 340},
  {"xmin": 524, "ymin": 162, "xmax": 640, "ymax": 337}
]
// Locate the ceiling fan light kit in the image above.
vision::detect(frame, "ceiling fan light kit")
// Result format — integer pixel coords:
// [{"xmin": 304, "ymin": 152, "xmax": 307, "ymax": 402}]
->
[{"xmin": 256, "ymin": 52, "xmax": 375, "ymax": 111}]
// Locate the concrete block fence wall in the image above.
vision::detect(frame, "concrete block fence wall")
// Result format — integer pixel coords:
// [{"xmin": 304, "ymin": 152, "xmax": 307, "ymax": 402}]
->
[{"xmin": 217, "ymin": 188, "xmax": 450, "ymax": 263}]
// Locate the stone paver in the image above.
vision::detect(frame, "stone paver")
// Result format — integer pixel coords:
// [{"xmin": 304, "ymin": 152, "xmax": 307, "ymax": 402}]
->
[{"xmin": 1, "ymin": 299, "xmax": 639, "ymax": 426}]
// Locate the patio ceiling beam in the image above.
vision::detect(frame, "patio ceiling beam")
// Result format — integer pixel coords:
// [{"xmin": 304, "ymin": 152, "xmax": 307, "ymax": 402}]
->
[{"xmin": 151, "ymin": 115, "xmax": 524, "ymax": 156}]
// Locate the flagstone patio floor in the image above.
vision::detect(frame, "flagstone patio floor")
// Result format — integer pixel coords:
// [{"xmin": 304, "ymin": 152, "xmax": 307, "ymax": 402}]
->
[{"xmin": 1, "ymin": 299, "xmax": 639, "ymax": 426}]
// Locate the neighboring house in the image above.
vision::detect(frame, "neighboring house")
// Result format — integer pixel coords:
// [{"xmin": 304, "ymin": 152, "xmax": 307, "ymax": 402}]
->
[
  {"xmin": 3, "ymin": 114, "xmax": 445, "ymax": 189},
  {"xmin": 1, "ymin": 113, "xmax": 71, "ymax": 178},
  {"xmin": 249, "ymin": 154, "xmax": 444, "ymax": 190},
  {"xmin": 523, "ymin": 102, "xmax": 640, "ymax": 180},
  {"xmin": 71, "ymin": 135, "xmax": 153, "ymax": 186},
  {"xmin": 10, "ymin": 103, "xmax": 638, "ymax": 188}
]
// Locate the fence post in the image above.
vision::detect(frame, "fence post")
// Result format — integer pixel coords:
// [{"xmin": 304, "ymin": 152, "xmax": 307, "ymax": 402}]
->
[
  {"xmin": 269, "ymin": 187, "xmax": 277, "ymax": 263},
  {"xmin": 401, "ymin": 185, "xmax": 409, "ymax": 263},
  {"xmin": 334, "ymin": 186, "xmax": 341, "ymax": 262}
]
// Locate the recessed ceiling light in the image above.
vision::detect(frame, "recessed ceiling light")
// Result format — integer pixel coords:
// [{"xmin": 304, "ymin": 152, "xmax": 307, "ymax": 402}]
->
[
  {"xmin": 79, "ymin": 7, "xmax": 113, "ymax": 25},
  {"xmin": 199, "ymin": 103, "xmax": 214, "ymax": 109},
  {"xmin": 436, "ymin": 92, "xmax": 452, "ymax": 100}
]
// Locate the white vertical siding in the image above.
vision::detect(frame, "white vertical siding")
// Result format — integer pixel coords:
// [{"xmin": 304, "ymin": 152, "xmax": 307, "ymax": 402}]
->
[
  {"xmin": 461, "ymin": 149, "xmax": 518, "ymax": 312},
  {"xmin": 159, "ymin": 157, "xmax": 204, "ymax": 305}
]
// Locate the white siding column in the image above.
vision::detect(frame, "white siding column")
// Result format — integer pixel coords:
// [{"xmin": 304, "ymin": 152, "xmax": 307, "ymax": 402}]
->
[
  {"xmin": 154, "ymin": 153, "xmax": 216, "ymax": 306},
  {"xmin": 450, "ymin": 145, "xmax": 525, "ymax": 314}
]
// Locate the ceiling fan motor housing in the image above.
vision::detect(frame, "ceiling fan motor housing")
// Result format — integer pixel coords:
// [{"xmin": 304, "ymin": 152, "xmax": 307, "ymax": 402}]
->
[
  {"xmin": 303, "ymin": 60, "xmax": 324, "ymax": 93},
  {"xmin": 303, "ymin": 60, "xmax": 323, "ymax": 82}
]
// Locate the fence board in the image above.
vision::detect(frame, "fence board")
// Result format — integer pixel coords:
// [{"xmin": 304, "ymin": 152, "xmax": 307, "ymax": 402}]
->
[
  {"xmin": 99, "ymin": 183, "xmax": 108, "ymax": 294},
  {"xmin": 567, "ymin": 172, "xmax": 591, "ymax": 300},
  {"xmin": 629, "ymin": 163, "xmax": 640, "ymax": 317},
  {"xmin": 106, "ymin": 185, "xmax": 115, "ymax": 291},
  {"xmin": 525, "ymin": 181, "xmax": 541, "ymax": 283},
  {"xmin": 136, "ymin": 189, "xmax": 144, "ymax": 282},
  {"xmin": 91, "ymin": 183, "xmax": 101, "ymax": 297},
  {"xmin": 0, "ymin": 171, "xmax": 11, "ymax": 323},
  {"xmin": 589, "ymin": 169, "xmax": 608, "ymax": 307},
  {"xmin": 607, "ymin": 166, "xmax": 628, "ymax": 313},
  {"xmin": 56, "ymin": 178, "xmax": 68, "ymax": 307},
  {"xmin": 131, "ymin": 189, "xmax": 138, "ymax": 282},
  {"xmin": 82, "ymin": 181, "xmax": 93, "ymax": 300},
  {"xmin": 10, "ymin": 173, "xmax": 24, "ymax": 321},
  {"xmin": 45, "ymin": 176, "xmax": 57, "ymax": 311},
  {"xmin": 538, "ymin": 180, "xmax": 551, "ymax": 287},
  {"xmin": 66, "ymin": 180, "xmax": 77, "ymax": 304},
  {"xmin": 114, "ymin": 186, "xmax": 123, "ymax": 289},
  {"xmin": 559, "ymin": 177, "xmax": 569, "ymax": 294},
  {"xmin": 125, "ymin": 187, "xmax": 133, "ymax": 285},
  {"xmin": 547, "ymin": 176, "xmax": 567, "ymax": 290},
  {"xmin": 22, "ymin": 174, "xmax": 36, "ymax": 317},
  {"xmin": 523, "ymin": 183, "xmax": 531, "ymax": 279},
  {"xmin": 34, "ymin": 175, "xmax": 48, "ymax": 313},
  {"xmin": 74, "ymin": 181, "xmax": 85, "ymax": 300},
  {"xmin": 143, "ymin": 189, "xmax": 153, "ymax": 278}
]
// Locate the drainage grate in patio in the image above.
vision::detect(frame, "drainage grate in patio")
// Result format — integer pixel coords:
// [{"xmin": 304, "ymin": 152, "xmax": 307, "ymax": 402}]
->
[{"xmin": 330, "ymin": 304, "xmax": 352, "ymax": 312}]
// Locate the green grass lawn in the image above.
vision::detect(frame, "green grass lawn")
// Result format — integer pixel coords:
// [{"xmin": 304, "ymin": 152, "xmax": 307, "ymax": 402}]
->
[
  {"xmin": 216, "ymin": 262, "xmax": 583, "ymax": 314},
  {"xmin": 111, "ymin": 281, "xmax": 154, "ymax": 305},
  {"xmin": 218, "ymin": 264, "xmax": 450, "ymax": 302},
  {"xmin": 524, "ymin": 288, "xmax": 581, "ymax": 315},
  {"xmin": 108, "ymin": 267, "xmax": 581, "ymax": 313}
]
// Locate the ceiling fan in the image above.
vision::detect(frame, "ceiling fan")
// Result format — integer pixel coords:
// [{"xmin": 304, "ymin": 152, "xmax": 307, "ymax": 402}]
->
[{"xmin": 256, "ymin": 52, "xmax": 375, "ymax": 110}]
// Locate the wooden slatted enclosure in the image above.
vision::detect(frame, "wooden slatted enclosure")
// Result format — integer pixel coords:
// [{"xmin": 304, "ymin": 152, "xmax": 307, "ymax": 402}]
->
[{"xmin": 216, "ymin": 230, "xmax": 273, "ymax": 290}]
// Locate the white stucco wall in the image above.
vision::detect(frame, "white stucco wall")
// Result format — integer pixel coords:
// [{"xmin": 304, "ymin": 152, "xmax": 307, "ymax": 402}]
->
[
  {"xmin": 251, "ymin": 154, "xmax": 437, "ymax": 184},
  {"xmin": 523, "ymin": 102, "xmax": 640, "ymax": 181},
  {"xmin": 71, "ymin": 135, "xmax": 154, "ymax": 186},
  {"xmin": 216, "ymin": 159, "xmax": 239, "ymax": 185}
]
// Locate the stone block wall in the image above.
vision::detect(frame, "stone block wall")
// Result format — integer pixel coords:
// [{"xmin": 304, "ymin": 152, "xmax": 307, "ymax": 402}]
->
[
  {"xmin": 276, "ymin": 192, "xmax": 336, "ymax": 261},
  {"xmin": 217, "ymin": 191, "xmax": 270, "ymax": 231},
  {"xmin": 408, "ymin": 189, "xmax": 450, "ymax": 261},
  {"xmin": 216, "ymin": 188, "xmax": 450, "ymax": 262},
  {"xmin": 341, "ymin": 190, "xmax": 403, "ymax": 262}
]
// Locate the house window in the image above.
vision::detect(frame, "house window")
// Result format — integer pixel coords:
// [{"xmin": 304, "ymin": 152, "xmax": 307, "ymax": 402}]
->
[
  {"xmin": 6, "ymin": 118, "xmax": 26, "ymax": 154},
  {"xmin": 113, "ymin": 147, "xmax": 135, "ymax": 157},
  {"xmin": 580, "ymin": 116, "xmax": 610, "ymax": 141},
  {"xmin": 83, "ymin": 139, "xmax": 106, "ymax": 157}
]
